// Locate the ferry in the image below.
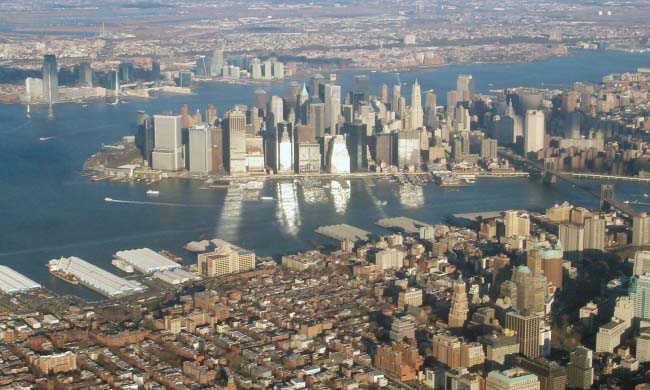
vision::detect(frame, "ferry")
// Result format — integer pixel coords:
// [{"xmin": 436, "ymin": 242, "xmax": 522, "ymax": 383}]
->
[{"xmin": 146, "ymin": 189, "xmax": 160, "ymax": 196}]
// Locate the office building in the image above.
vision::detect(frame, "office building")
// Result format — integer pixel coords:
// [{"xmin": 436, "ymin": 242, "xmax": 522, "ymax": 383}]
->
[
  {"xmin": 328, "ymin": 135, "xmax": 350, "ymax": 174},
  {"xmin": 524, "ymin": 110, "xmax": 545, "ymax": 155},
  {"xmin": 559, "ymin": 223, "xmax": 584, "ymax": 260},
  {"xmin": 506, "ymin": 311, "xmax": 541, "ymax": 358},
  {"xmin": 224, "ymin": 108, "xmax": 247, "ymax": 174},
  {"xmin": 343, "ymin": 123, "xmax": 367, "ymax": 172},
  {"xmin": 136, "ymin": 112, "xmax": 155, "ymax": 166},
  {"xmin": 380, "ymin": 83, "xmax": 388, "ymax": 104},
  {"xmin": 324, "ymin": 84, "xmax": 341, "ymax": 134},
  {"xmin": 456, "ymin": 74, "xmax": 475, "ymax": 102},
  {"xmin": 118, "ymin": 62, "xmax": 134, "ymax": 84},
  {"xmin": 461, "ymin": 342, "xmax": 486, "ymax": 368},
  {"xmin": 250, "ymin": 58, "xmax": 262, "ymax": 79},
  {"xmin": 278, "ymin": 132, "xmax": 293, "ymax": 173},
  {"xmin": 482, "ymin": 330, "xmax": 520, "ymax": 367},
  {"xmin": 636, "ymin": 330, "xmax": 650, "ymax": 363},
  {"xmin": 584, "ymin": 216, "xmax": 605, "ymax": 251},
  {"xmin": 481, "ymin": 138, "xmax": 498, "ymax": 159},
  {"xmin": 505, "ymin": 210, "xmax": 531, "ymax": 238},
  {"xmin": 633, "ymin": 213, "xmax": 650, "ymax": 246},
  {"xmin": 449, "ymin": 279, "xmax": 469, "ymax": 328},
  {"xmin": 596, "ymin": 318, "xmax": 626, "ymax": 353},
  {"xmin": 351, "ymin": 75, "xmax": 370, "ymax": 111},
  {"xmin": 297, "ymin": 143, "xmax": 321, "ymax": 174},
  {"xmin": 515, "ymin": 357, "xmax": 566, "ymax": 390},
  {"xmin": 195, "ymin": 56, "xmax": 209, "ymax": 77},
  {"xmin": 374, "ymin": 248, "xmax": 404, "ymax": 270},
  {"xmin": 512, "ymin": 265, "xmax": 546, "ymax": 314},
  {"xmin": 634, "ymin": 251, "xmax": 650, "ymax": 277},
  {"xmin": 398, "ymin": 288, "xmax": 423, "ymax": 308},
  {"xmin": 409, "ymin": 79, "xmax": 424, "ymax": 129},
  {"xmin": 486, "ymin": 368, "xmax": 540, "ymax": 390},
  {"xmin": 211, "ymin": 127, "xmax": 224, "ymax": 172},
  {"xmin": 42, "ymin": 54, "xmax": 58, "ymax": 103},
  {"xmin": 391, "ymin": 84, "xmax": 401, "ymax": 112},
  {"xmin": 152, "ymin": 115, "xmax": 184, "ymax": 171},
  {"xmin": 629, "ymin": 274, "xmax": 650, "ymax": 320},
  {"xmin": 567, "ymin": 346, "xmax": 593, "ymax": 389},
  {"xmin": 390, "ymin": 315, "xmax": 415, "ymax": 342},
  {"xmin": 431, "ymin": 333, "xmax": 463, "ymax": 369},
  {"xmin": 397, "ymin": 130, "xmax": 420, "ymax": 168},
  {"xmin": 210, "ymin": 48, "xmax": 224, "ymax": 77},
  {"xmin": 188, "ymin": 124, "xmax": 213, "ymax": 175},
  {"xmin": 272, "ymin": 61, "xmax": 284, "ymax": 79},
  {"xmin": 539, "ymin": 245, "xmax": 563, "ymax": 290},
  {"xmin": 78, "ymin": 61, "xmax": 93, "ymax": 87},
  {"xmin": 197, "ymin": 245, "xmax": 256, "ymax": 277},
  {"xmin": 25, "ymin": 77, "xmax": 43, "ymax": 102}
]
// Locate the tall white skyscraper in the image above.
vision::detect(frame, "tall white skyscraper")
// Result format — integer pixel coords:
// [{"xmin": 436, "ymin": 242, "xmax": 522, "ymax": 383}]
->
[
  {"xmin": 633, "ymin": 213, "xmax": 650, "ymax": 246},
  {"xmin": 524, "ymin": 110, "xmax": 545, "ymax": 154},
  {"xmin": 268, "ymin": 95, "xmax": 284, "ymax": 130},
  {"xmin": 633, "ymin": 251, "xmax": 650, "ymax": 277},
  {"xmin": 409, "ymin": 79, "xmax": 423, "ymax": 130},
  {"xmin": 188, "ymin": 124, "xmax": 212, "ymax": 175},
  {"xmin": 152, "ymin": 115, "xmax": 184, "ymax": 171},
  {"xmin": 324, "ymin": 84, "xmax": 341, "ymax": 134}
]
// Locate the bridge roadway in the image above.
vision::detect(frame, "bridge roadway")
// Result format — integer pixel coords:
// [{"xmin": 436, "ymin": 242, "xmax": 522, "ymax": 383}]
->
[{"xmin": 498, "ymin": 148, "xmax": 639, "ymax": 218}]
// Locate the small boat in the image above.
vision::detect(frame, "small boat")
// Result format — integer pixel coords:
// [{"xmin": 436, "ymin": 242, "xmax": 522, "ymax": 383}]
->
[
  {"xmin": 39, "ymin": 136, "xmax": 55, "ymax": 141},
  {"xmin": 624, "ymin": 200, "xmax": 630, "ymax": 204},
  {"xmin": 260, "ymin": 196, "xmax": 274, "ymax": 201},
  {"xmin": 104, "ymin": 197, "xmax": 113, "ymax": 202},
  {"xmin": 644, "ymin": 193, "xmax": 649, "ymax": 198},
  {"xmin": 82, "ymin": 104, "xmax": 88, "ymax": 108},
  {"xmin": 146, "ymin": 190, "xmax": 160, "ymax": 196},
  {"xmin": 379, "ymin": 200, "xmax": 388, "ymax": 206}
]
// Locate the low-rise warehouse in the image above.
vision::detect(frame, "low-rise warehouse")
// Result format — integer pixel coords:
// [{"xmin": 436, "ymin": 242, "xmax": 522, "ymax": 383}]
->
[
  {"xmin": 152, "ymin": 268, "xmax": 202, "ymax": 285},
  {"xmin": 0, "ymin": 266, "xmax": 41, "ymax": 294},
  {"xmin": 48, "ymin": 257, "xmax": 145, "ymax": 298},
  {"xmin": 114, "ymin": 248, "xmax": 181, "ymax": 274}
]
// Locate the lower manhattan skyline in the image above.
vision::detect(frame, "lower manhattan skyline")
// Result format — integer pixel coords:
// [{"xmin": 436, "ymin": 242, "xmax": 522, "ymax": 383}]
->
[{"xmin": 2, "ymin": 1, "xmax": 650, "ymax": 390}]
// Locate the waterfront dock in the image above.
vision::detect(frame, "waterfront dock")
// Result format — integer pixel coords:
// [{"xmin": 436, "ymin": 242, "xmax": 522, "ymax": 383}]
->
[
  {"xmin": 315, "ymin": 224, "xmax": 372, "ymax": 243},
  {"xmin": 376, "ymin": 217, "xmax": 432, "ymax": 234}
]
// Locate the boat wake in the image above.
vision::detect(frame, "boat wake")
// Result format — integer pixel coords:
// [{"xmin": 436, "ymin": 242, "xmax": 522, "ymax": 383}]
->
[{"xmin": 104, "ymin": 198, "xmax": 216, "ymax": 208}]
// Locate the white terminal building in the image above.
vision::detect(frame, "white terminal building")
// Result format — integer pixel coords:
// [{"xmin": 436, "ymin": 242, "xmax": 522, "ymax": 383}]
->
[
  {"xmin": 48, "ymin": 257, "xmax": 145, "ymax": 298},
  {"xmin": 0, "ymin": 266, "xmax": 41, "ymax": 294},
  {"xmin": 114, "ymin": 248, "xmax": 181, "ymax": 274}
]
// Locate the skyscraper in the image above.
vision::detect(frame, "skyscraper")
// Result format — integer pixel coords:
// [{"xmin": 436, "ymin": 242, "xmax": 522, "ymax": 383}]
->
[
  {"xmin": 42, "ymin": 54, "xmax": 58, "ymax": 103},
  {"xmin": 633, "ymin": 251, "xmax": 650, "ymax": 277},
  {"xmin": 136, "ymin": 112, "xmax": 155, "ymax": 166},
  {"xmin": 524, "ymin": 110, "xmax": 545, "ymax": 154},
  {"xmin": 224, "ymin": 108, "xmax": 247, "ymax": 174},
  {"xmin": 324, "ymin": 84, "xmax": 341, "ymax": 134},
  {"xmin": 456, "ymin": 74, "xmax": 475, "ymax": 102},
  {"xmin": 504, "ymin": 210, "xmax": 531, "ymax": 238},
  {"xmin": 449, "ymin": 279, "xmax": 469, "ymax": 328},
  {"xmin": 210, "ymin": 48, "xmax": 224, "ymax": 77},
  {"xmin": 152, "ymin": 115, "xmax": 184, "ymax": 171},
  {"xmin": 506, "ymin": 311, "xmax": 541, "ymax": 358},
  {"xmin": 268, "ymin": 95, "xmax": 284, "ymax": 131},
  {"xmin": 584, "ymin": 216, "xmax": 605, "ymax": 251},
  {"xmin": 308, "ymin": 99, "xmax": 325, "ymax": 138},
  {"xmin": 629, "ymin": 274, "xmax": 650, "ymax": 320},
  {"xmin": 380, "ymin": 83, "xmax": 388, "ymax": 104},
  {"xmin": 633, "ymin": 213, "xmax": 650, "ymax": 246},
  {"xmin": 567, "ymin": 346, "xmax": 594, "ymax": 389},
  {"xmin": 409, "ymin": 79, "xmax": 424, "ymax": 130},
  {"xmin": 78, "ymin": 61, "xmax": 93, "ymax": 88},
  {"xmin": 352, "ymin": 75, "xmax": 370, "ymax": 111},
  {"xmin": 188, "ymin": 124, "xmax": 213, "ymax": 175},
  {"xmin": 391, "ymin": 84, "xmax": 401, "ymax": 112},
  {"xmin": 559, "ymin": 223, "xmax": 584, "ymax": 261}
]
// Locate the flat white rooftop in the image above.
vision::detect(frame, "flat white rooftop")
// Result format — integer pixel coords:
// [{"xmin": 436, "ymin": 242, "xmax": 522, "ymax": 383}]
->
[
  {"xmin": 0, "ymin": 266, "xmax": 41, "ymax": 294},
  {"xmin": 51, "ymin": 257, "xmax": 145, "ymax": 297},
  {"xmin": 114, "ymin": 248, "xmax": 181, "ymax": 274}
]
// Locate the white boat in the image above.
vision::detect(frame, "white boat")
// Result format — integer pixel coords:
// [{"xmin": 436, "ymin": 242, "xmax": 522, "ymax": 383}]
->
[
  {"xmin": 82, "ymin": 104, "xmax": 88, "ymax": 108},
  {"xmin": 260, "ymin": 196, "xmax": 274, "ymax": 201},
  {"xmin": 644, "ymin": 193, "xmax": 649, "ymax": 198},
  {"xmin": 146, "ymin": 190, "xmax": 160, "ymax": 196},
  {"xmin": 104, "ymin": 197, "xmax": 113, "ymax": 202},
  {"xmin": 39, "ymin": 136, "xmax": 55, "ymax": 141}
]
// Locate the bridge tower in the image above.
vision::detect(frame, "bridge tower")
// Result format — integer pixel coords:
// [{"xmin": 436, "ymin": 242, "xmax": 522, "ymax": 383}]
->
[
  {"xmin": 600, "ymin": 184, "xmax": 615, "ymax": 210},
  {"xmin": 543, "ymin": 158, "xmax": 557, "ymax": 184}
]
